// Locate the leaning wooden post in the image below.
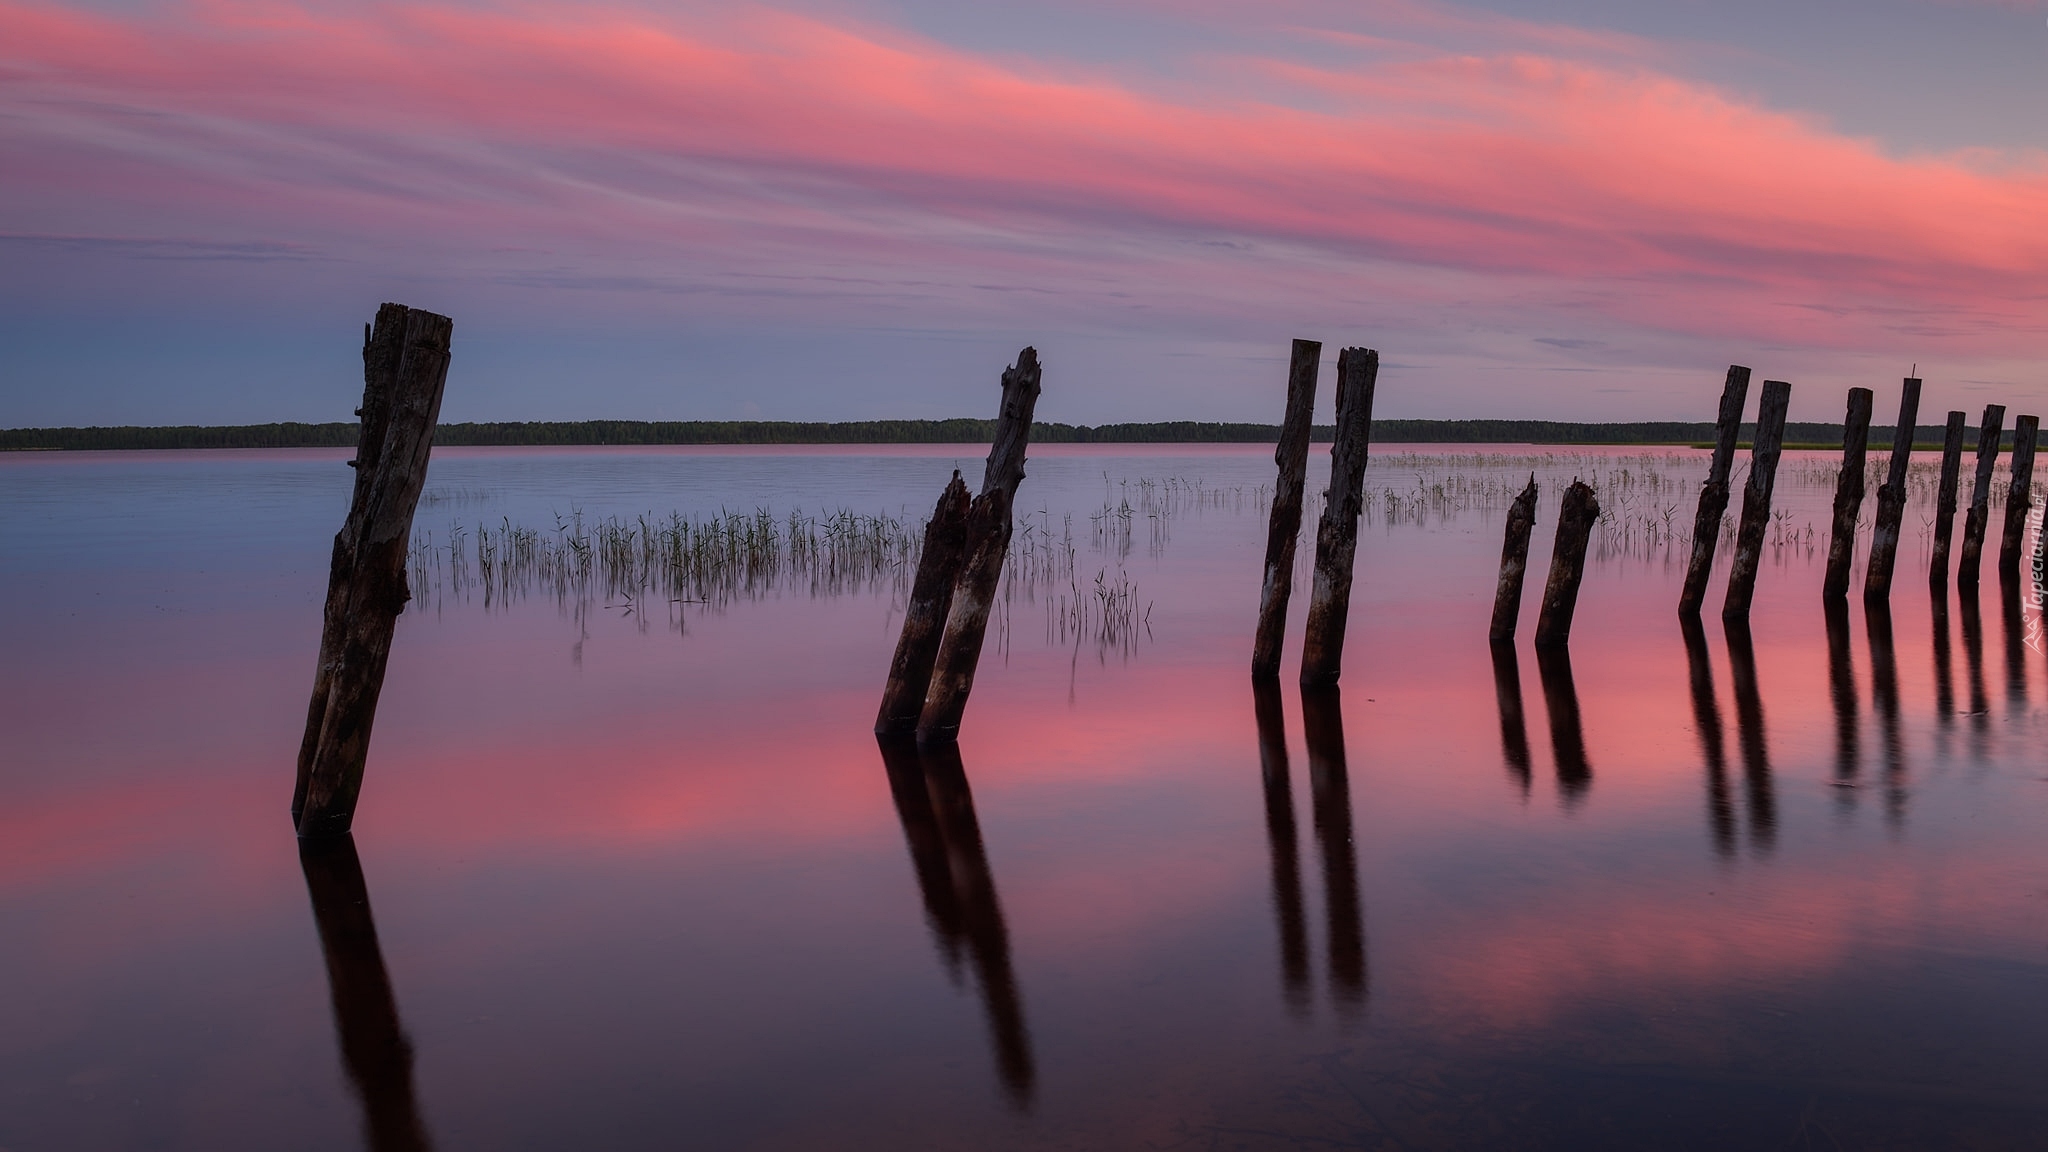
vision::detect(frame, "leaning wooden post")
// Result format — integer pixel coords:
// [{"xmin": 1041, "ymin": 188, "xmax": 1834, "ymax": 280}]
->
[
  {"xmin": 1533, "ymin": 480, "xmax": 1600, "ymax": 647},
  {"xmin": 1862, "ymin": 377, "xmax": 1921, "ymax": 603},
  {"xmin": 1251, "ymin": 340, "xmax": 1321, "ymax": 681},
  {"xmin": 1721, "ymin": 379, "xmax": 1792, "ymax": 621},
  {"xmin": 1300, "ymin": 347, "xmax": 1379, "ymax": 688},
  {"xmin": 1822, "ymin": 387, "xmax": 1873, "ymax": 600},
  {"xmin": 915, "ymin": 349, "xmax": 1043, "ymax": 743},
  {"xmin": 1679, "ymin": 365, "xmax": 1752, "ymax": 616},
  {"xmin": 876, "ymin": 473, "xmax": 972, "ymax": 734},
  {"xmin": 1999, "ymin": 415, "xmax": 2040, "ymax": 580},
  {"xmin": 296, "ymin": 304, "xmax": 453, "ymax": 837},
  {"xmin": 1930, "ymin": 411, "xmax": 1967, "ymax": 587},
  {"xmin": 1959, "ymin": 404, "xmax": 2006, "ymax": 590},
  {"xmin": 1488, "ymin": 475, "xmax": 1539, "ymax": 641}
]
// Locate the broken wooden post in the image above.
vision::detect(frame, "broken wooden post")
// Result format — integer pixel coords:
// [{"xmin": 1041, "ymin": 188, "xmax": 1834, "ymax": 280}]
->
[
  {"xmin": 1821, "ymin": 387, "xmax": 1873, "ymax": 600},
  {"xmin": 1251, "ymin": 340, "xmax": 1321, "ymax": 681},
  {"xmin": 1300, "ymin": 347, "xmax": 1379, "ymax": 688},
  {"xmin": 1720, "ymin": 379, "xmax": 1792, "ymax": 621},
  {"xmin": 1488, "ymin": 475, "xmax": 1539, "ymax": 642},
  {"xmin": 1998, "ymin": 414, "xmax": 2039, "ymax": 581},
  {"xmin": 916, "ymin": 348, "xmax": 1043, "ymax": 743},
  {"xmin": 875, "ymin": 473, "xmax": 972, "ymax": 734},
  {"xmin": 1930, "ymin": 411, "xmax": 1967, "ymax": 587},
  {"xmin": 1679, "ymin": 365, "xmax": 1752, "ymax": 616},
  {"xmin": 1959, "ymin": 404, "xmax": 2006, "ymax": 590},
  {"xmin": 295, "ymin": 304, "xmax": 453, "ymax": 837},
  {"xmin": 1862, "ymin": 377, "xmax": 1921, "ymax": 603},
  {"xmin": 1533, "ymin": 480, "xmax": 1600, "ymax": 647}
]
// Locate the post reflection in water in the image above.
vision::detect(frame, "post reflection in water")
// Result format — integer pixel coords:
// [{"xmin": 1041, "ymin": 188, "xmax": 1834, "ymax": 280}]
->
[
  {"xmin": 297, "ymin": 834, "xmax": 436, "ymax": 1152},
  {"xmin": 1999, "ymin": 574, "xmax": 2030, "ymax": 708},
  {"xmin": 1251, "ymin": 681, "xmax": 1312, "ymax": 1014},
  {"xmin": 1487, "ymin": 641, "xmax": 1533, "ymax": 795},
  {"xmin": 1865, "ymin": 601, "xmax": 1907, "ymax": 827},
  {"xmin": 1931, "ymin": 586, "xmax": 1955, "ymax": 726},
  {"xmin": 1960, "ymin": 586, "xmax": 1989, "ymax": 757},
  {"xmin": 1681, "ymin": 617, "xmax": 1736, "ymax": 857},
  {"xmin": 875, "ymin": 737, "xmax": 1036, "ymax": 1108},
  {"xmin": 1823, "ymin": 599, "xmax": 1860, "ymax": 807},
  {"xmin": 1723, "ymin": 620, "xmax": 1777, "ymax": 855},
  {"xmin": 1533, "ymin": 645, "xmax": 1591, "ymax": 804},
  {"xmin": 1300, "ymin": 686, "xmax": 1368, "ymax": 1019}
]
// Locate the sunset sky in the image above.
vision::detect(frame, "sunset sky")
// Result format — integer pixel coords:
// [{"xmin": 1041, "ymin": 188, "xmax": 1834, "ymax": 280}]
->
[{"xmin": 2, "ymin": 0, "xmax": 2044, "ymax": 427}]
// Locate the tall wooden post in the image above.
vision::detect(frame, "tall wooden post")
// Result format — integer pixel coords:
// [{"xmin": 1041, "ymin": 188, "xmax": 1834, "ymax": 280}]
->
[
  {"xmin": 916, "ymin": 349, "xmax": 1043, "ymax": 743},
  {"xmin": 1251, "ymin": 340, "xmax": 1321, "ymax": 680},
  {"xmin": 1823, "ymin": 388, "xmax": 1874, "ymax": 600},
  {"xmin": 1862, "ymin": 377, "xmax": 1921, "ymax": 603},
  {"xmin": 1679, "ymin": 365, "xmax": 1752, "ymax": 615},
  {"xmin": 1533, "ymin": 480, "xmax": 1600, "ymax": 647},
  {"xmin": 1300, "ymin": 348, "xmax": 1379, "ymax": 688},
  {"xmin": 1488, "ymin": 476, "xmax": 1539, "ymax": 641},
  {"xmin": 876, "ymin": 473, "xmax": 972, "ymax": 734},
  {"xmin": 1721, "ymin": 380, "xmax": 1792, "ymax": 621},
  {"xmin": 1930, "ymin": 411, "xmax": 1968, "ymax": 587},
  {"xmin": 1998, "ymin": 414, "xmax": 2039, "ymax": 580},
  {"xmin": 1959, "ymin": 404, "xmax": 2006, "ymax": 590},
  {"xmin": 296, "ymin": 305, "xmax": 453, "ymax": 837}
]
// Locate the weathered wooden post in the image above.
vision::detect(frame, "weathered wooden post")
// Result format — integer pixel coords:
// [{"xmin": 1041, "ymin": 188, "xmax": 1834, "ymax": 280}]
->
[
  {"xmin": 1998, "ymin": 414, "xmax": 2039, "ymax": 580},
  {"xmin": 1862, "ymin": 377, "xmax": 1921, "ymax": 603},
  {"xmin": 1959, "ymin": 404, "xmax": 2006, "ymax": 590},
  {"xmin": 1679, "ymin": 365, "xmax": 1752, "ymax": 616},
  {"xmin": 875, "ymin": 473, "xmax": 972, "ymax": 734},
  {"xmin": 1721, "ymin": 380, "xmax": 1792, "ymax": 621},
  {"xmin": 1251, "ymin": 340, "xmax": 1321, "ymax": 680},
  {"xmin": 295, "ymin": 304, "xmax": 453, "ymax": 837},
  {"xmin": 1300, "ymin": 347, "xmax": 1379, "ymax": 688},
  {"xmin": 1488, "ymin": 476, "xmax": 1540, "ymax": 641},
  {"xmin": 1252, "ymin": 681, "xmax": 1309, "ymax": 1011},
  {"xmin": 1533, "ymin": 480, "xmax": 1600, "ymax": 647},
  {"xmin": 1300, "ymin": 686, "xmax": 1365, "ymax": 1013},
  {"xmin": 1821, "ymin": 388, "xmax": 1873, "ymax": 600},
  {"xmin": 916, "ymin": 349, "xmax": 1043, "ymax": 743},
  {"xmin": 1930, "ymin": 411, "xmax": 1968, "ymax": 587}
]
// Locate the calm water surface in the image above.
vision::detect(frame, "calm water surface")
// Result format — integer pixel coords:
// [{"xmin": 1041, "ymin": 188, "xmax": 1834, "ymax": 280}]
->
[{"xmin": 1, "ymin": 444, "xmax": 2044, "ymax": 1150}]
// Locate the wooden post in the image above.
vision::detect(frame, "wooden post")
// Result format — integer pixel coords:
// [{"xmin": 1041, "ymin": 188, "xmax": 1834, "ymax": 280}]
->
[
  {"xmin": 1821, "ymin": 388, "xmax": 1874, "ymax": 600},
  {"xmin": 1930, "ymin": 411, "xmax": 1968, "ymax": 587},
  {"xmin": 296, "ymin": 304, "xmax": 453, "ymax": 837},
  {"xmin": 1251, "ymin": 340, "xmax": 1321, "ymax": 680},
  {"xmin": 1534, "ymin": 644, "xmax": 1590, "ymax": 801},
  {"xmin": 1488, "ymin": 475, "xmax": 1539, "ymax": 641},
  {"xmin": 1998, "ymin": 414, "xmax": 2039, "ymax": 580},
  {"xmin": 1679, "ymin": 365, "xmax": 1752, "ymax": 615},
  {"xmin": 875, "ymin": 473, "xmax": 972, "ymax": 734},
  {"xmin": 1300, "ymin": 686, "xmax": 1365, "ymax": 1014},
  {"xmin": 1720, "ymin": 380, "xmax": 1792, "ymax": 621},
  {"xmin": 1959, "ymin": 404, "xmax": 2006, "ymax": 590},
  {"xmin": 1862, "ymin": 377, "xmax": 1921, "ymax": 603},
  {"xmin": 1252, "ymin": 681, "xmax": 1309, "ymax": 1011},
  {"xmin": 1300, "ymin": 348, "xmax": 1379, "ymax": 688},
  {"xmin": 1533, "ymin": 480, "xmax": 1600, "ymax": 647},
  {"xmin": 916, "ymin": 349, "xmax": 1043, "ymax": 743}
]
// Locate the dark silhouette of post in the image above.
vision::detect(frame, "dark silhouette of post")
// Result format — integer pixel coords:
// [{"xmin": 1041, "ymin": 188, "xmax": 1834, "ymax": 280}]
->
[
  {"xmin": 1822, "ymin": 387, "xmax": 1874, "ymax": 599},
  {"xmin": 1961, "ymin": 587, "xmax": 1989, "ymax": 754},
  {"xmin": 1862, "ymin": 377, "xmax": 1921, "ymax": 603},
  {"xmin": 1252, "ymin": 681, "xmax": 1310, "ymax": 1013},
  {"xmin": 1998, "ymin": 414, "xmax": 2039, "ymax": 580},
  {"xmin": 1930, "ymin": 411, "xmax": 1968, "ymax": 587},
  {"xmin": 1489, "ymin": 641, "xmax": 1532, "ymax": 794},
  {"xmin": 2000, "ymin": 577, "xmax": 2030, "ymax": 708},
  {"xmin": 1534, "ymin": 480, "xmax": 1600, "ymax": 646},
  {"xmin": 917, "ymin": 349, "xmax": 1042, "ymax": 743},
  {"xmin": 1931, "ymin": 585, "xmax": 1955, "ymax": 725},
  {"xmin": 1252, "ymin": 340, "xmax": 1321, "ymax": 680},
  {"xmin": 876, "ymin": 473, "xmax": 972, "ymax": 734},
  {"xmin": 1489, "ymin": 476, "xmax": 1540, "ymax": 641},
  {"xmin": 1681, "ymin": 616, "xmax": 1735, "ymax": 856},
  {"xmin": 1867, "ymin": 601, "xmax": 1906, "ymax": 826},
  {"xmin": 1300, "ymin": 686, "xmax": 1366, "ymax": 1016},
  {"xmin": 1680, "ymin": 365, "xmax": 1752, "ymax": 615},
  {"xmin": 1300, "ymin": 348, "xmax": 1379, "ymax": 687},
  {"xmin": 297, "ymin": 304, "xmax": 454, "ymax": 837},
  {"xmin": 1724, "ymin": 619, "xmax": 1776, "ymax": 854},
  {"xmin": 1722, "ymin": 380, "xmax": 1792, "ymax": 621},
  {"xmin": 1959, "ymin": 404, "xmax": 2006, "ymax": 590},
  {"xmin": 1824, "ymin": 598, "xmax": 1860, "ymax": 791},
  {"xmin": 1535, "ymin": 644, "xmax": 1591, "ymax": 802},
  {"xmin": 298, "ymin": 835, "xmax": 436, "ymax": 1152}
]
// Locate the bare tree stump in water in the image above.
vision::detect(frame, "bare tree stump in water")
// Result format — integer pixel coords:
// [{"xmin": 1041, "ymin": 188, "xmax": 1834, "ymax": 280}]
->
[
  {"xmin": 1998, "ymin": 414, "xmax": 2039, "ymax": 580},
  {"xmin": 1252, "ymin": 340, "xmax": 1321, "ymax": 681},
  {"xmin": 1679, "ymin": 365, "xmax": 1751, "ymax": 615},
  {"xmin": 1300, "ymin": 347, "xmax": 1379, "ymax": 688},
  {"xmin": 1959, "ymin": 404, "xmax": 2006, "ymax": 590},
  {"xmin": 917, "ymin": 349, "xmax": 1042, "ymax": 743},
  {"xmin": 1488, "ymin": 476, "xmax": 1540, "ymax": 641},
  {"xmin": 296, "ymin": 304, "xmax": 453, "ymax": 838},
  {"xmin": 1721, "ymin": 380, "xmax": 1792, "ymax": 621},
  {"xmin": 1862, "ymin": 377, "xmax": 1921, "ymax": 603},
  {"xmin": 1533, "ymin": 480, "xmax": 1600, "ymax": 647},
  {"xmin": 875, "ymin": 473, "xmax": 971, "ymax": 734},
  {"xmin": 1822, "ymin": 388, "xmax": 1873, "ymax": 600},
  {"xmin": 1930, "ymin": 411, "xmax": 1968, "ymax": 587}
]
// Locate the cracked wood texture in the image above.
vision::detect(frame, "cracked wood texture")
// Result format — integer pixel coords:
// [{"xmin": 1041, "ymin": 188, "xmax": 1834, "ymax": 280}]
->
[
  {"xmin": 1959, "ymin": 404, "xmax": 2006, "ymax": 590},
  {"xmin": 1822, "ymin": 388, "xmax": 1872, "ymax": 600},
  {"xmin": 1488, "ymin": 475, "xmax": 1540, "ymax": 642},
  {"xmin": 1862, "ymin": 377, "xmax": 1920, "ymax": 604},
  {"xmin": 1930, "ymin": 411, "xmax": 1967, "ymax": 587},
  {"xmin": 875, "ymin": 472, "xmax": 972, "ymax": 734},
  {"xmin": 1534, "ymin": 480, "xmax": 1600, "ymax": 647},
  {"xmin": 1721, "ymin": 379, "xmax": 1791, "ymax": 621},
  {"xmin": 1300, "ymin": 347, "xmax": 1379, "ymax": 688},
  {"xmin": 1251, "ymin": 340, "xmax": 1320, "ymax": 680},
  {"xmin": 1679, "ymin": 365, "xmax": 1751, "ymax": 616},
  {"xmin": 1999, "ymin": 414, "xmax": 2039, "ymax": 580}
]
